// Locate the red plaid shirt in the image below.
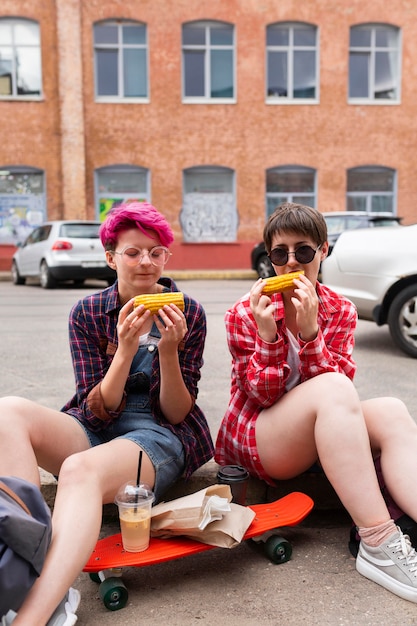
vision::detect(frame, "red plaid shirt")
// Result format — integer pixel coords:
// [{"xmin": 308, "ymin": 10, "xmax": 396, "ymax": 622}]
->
[{"xmin": 215, "ymin": 282, "xmax": 357, "ymax": 484}]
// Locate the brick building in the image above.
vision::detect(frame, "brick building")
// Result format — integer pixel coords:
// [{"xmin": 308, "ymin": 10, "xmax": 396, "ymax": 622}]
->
[{"xmin": 1, "ymin": 0, "xmax": 416, "ymax": 271}]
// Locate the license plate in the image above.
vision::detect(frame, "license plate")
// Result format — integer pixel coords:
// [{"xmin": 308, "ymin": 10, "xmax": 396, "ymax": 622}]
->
[{"xmin": 81, "ymin": 261, "xmax": 106, "ymax": 268}]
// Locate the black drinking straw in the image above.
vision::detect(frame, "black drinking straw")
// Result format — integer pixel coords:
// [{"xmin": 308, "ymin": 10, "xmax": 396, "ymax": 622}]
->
[{"xmin": 134, "ymin": 451, "xmax": 143, "ymax": 513}]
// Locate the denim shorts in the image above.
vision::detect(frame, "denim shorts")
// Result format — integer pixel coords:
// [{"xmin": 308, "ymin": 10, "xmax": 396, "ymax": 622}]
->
[{"xmin": 72, "ymin": 410, "xmax": 185, "ymax": 502}]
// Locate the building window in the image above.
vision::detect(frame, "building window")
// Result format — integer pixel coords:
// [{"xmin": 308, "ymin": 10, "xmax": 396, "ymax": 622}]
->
[
  {"xmin": 347, "ymin": 166, "xmax": 396, "ymax": 212},
  {"xmin": 180, "ymin": 166, "xmax": 238, "ymax": 241},
  {"xmin": 0, "ymin": 166, "xmax": 45, "ymax": 244},
  {"xmin": 95, "ymin": 165, "xmax": 150, "ymax": 220},
  {"xmin": 266, "ymin": 22, "xmax": 318, "ymax": 101},
  {"xmin": 349, "ymin": 24, "xmax": 400, "ymax": 102},
  {"xmin": 94, "ymin": 20, "xmax": 148, "ymax": 100},
  {"xmin": 0, "ymin": 18, "xmax": 42, "ymax": 98},
  {"xmin": 182, "ymin": 21, "xmax": 235, "ymax": 101},
  {"xmin": 266, "ymin": 166, "xmax": 316, "ymax": 217}
]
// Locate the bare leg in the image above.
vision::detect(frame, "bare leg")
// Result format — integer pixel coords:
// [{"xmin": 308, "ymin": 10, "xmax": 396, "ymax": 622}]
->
[
  {"xmin": 0, "ymin": 396, "xmax": 156, "ymax": 624},
  {"xmin": 12, "ymin": 438, "xmax": 155, "ymax": 625},
  {"xmin": 362, "ymin": 396, "xmax": 417, "ymax": 520},
  {"xmin": 255, "ymin": 372, "xmax": 390, "ymax": 528}
]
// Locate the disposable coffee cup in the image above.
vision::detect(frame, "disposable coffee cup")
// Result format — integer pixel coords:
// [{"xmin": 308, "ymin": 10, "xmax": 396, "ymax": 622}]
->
[
  {"xmin": 216, "ymin": 465, "xmax": 249, "ymax": 505},
  {"xmin": 115, "ymin": 482, "xmax": 154, "ymax": 553}
]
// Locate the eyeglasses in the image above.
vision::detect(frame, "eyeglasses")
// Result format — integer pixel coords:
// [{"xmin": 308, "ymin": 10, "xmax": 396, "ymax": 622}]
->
[
  {"xmin": 113, "ymin": 245, "xmax": 171, "ymax": 267},
  {"xmin": 268, "ymin": 244, "xmax": 321, "ymax": 266}
]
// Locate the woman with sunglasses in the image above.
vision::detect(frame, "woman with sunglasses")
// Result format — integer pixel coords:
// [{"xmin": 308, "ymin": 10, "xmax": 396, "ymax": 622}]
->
[
  {"xmin": 215, "ymin": 202, "xmax": 417, "ymax": 603},
  {"xmin": 0, "ymin": 202, "xmax": 214, "ymax": 625}
]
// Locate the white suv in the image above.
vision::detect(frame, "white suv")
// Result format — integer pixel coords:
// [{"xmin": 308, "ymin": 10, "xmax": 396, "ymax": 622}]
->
[{"xmin": 321, "ymin": 224, "xmax": 417, "ymax": 358}]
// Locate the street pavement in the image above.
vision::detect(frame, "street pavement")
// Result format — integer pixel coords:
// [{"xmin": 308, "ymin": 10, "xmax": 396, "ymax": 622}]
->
[{"xmin": 2, "ymin": 277, "xmax": 417, "ymax": 624}]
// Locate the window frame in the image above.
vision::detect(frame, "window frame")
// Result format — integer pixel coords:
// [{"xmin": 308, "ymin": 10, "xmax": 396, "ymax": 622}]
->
[
  {"xmin": 94, "ymin": 164, "xmax": 150, "ymax": 220},
  {"xmin": 0, "ymin": 17, "xmax": 42, "ymax": 100},
  {"xmin": 182, "ymin": 20, "xmax": 236, "ymax": 103},
  {"xmin": 265, "ymin": 166, "xmax": 317, "ymax": 218},
  {"xmin": 93, "ymin": 19, "xmax": 149, "ymax": 103},
  {"xmin": 346, "ymin": 166, "xmax": 397, "ymax": 213},
  {"xmin": 348, "ymin": 23, "xmax": 401, "ymax": 104},
  {"xmin": 266, "ymin": 21, "xmax": 319, "ymax": 104}
]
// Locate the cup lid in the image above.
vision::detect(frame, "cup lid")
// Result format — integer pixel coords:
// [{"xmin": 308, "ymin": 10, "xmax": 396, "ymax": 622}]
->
[
  {"xmin": 115, "ymin": 481, "xmax": 154, "ymax": 505},
  {"xmin": 217, "ymin": 465, "xmax": 249, "ymax": 481}
]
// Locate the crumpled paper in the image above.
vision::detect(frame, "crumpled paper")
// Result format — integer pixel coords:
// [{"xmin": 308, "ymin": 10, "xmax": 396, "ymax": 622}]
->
[{"xmin": 150, "ymin": 484, "xmax": 255, "ymax": 548}]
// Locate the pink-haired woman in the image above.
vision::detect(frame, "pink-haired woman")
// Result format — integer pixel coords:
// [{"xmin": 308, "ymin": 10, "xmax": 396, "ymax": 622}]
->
[{"xmin": 0, "ymin": 202, "xmax": 213, "ymax": 625}]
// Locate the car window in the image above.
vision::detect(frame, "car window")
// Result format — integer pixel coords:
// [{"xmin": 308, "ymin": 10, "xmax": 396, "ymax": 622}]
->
[
  {"xmin": 344, "ymin": 217, "xmax": 368, "ymax": 229},
  {"xmin": 59, "ymin": 223, "xmax": 100, "ymax": 238},
  {"xmin": 38, "ymin": 225, "xmax": 52, "ymax": 242},
  {"xmin": 325, "ymin": 217, "xmax": 347, "ymax": 234}
]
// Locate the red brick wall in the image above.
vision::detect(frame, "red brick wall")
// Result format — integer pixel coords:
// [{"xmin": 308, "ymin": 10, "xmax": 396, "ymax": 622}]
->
[{"xmin": 1, "ymin": 0, "xmax": 417, "ymax": 271}]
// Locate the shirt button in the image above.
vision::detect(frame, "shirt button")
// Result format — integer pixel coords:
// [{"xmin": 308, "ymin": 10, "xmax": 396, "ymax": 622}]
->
[
  {"xmin": 148, "ymin": 345, "xmax": 156, "ymax": 352},
  {"xmin": 253, "ymin": 456, "xmax": 258, "ymax": 461}
]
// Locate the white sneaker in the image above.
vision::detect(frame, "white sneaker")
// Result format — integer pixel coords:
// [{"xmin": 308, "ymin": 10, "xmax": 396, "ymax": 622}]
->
[
  {"xmin": 47, "ymin": 588, "xmax": 81, "ymax": 626},
  {"xmin": 1, "ymin": 588, "xmax": 80, "ymax": 626},
  {"xmin": 356, "ymin": 527, "xmax": 417, "ymax": 602}
]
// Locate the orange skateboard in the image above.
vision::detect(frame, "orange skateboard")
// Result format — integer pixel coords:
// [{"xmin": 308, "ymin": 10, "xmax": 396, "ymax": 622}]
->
[{"xmin": 84, "ymin": 491, "xmax": 314, "ymax": 611}]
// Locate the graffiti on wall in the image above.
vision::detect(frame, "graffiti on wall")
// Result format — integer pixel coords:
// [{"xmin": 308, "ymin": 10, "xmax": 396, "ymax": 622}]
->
[
  {"xmin": 180, "ymin": 193, "xmax": 238, "ymax": 242},
  {"xmin": 0, "ymin": 194, "xmax": 45, "ymax": 245}
]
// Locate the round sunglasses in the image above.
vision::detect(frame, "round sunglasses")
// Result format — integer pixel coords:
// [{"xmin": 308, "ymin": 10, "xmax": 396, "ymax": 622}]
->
[{"xmin": 268, "ymin": 244, "xmax": 321, "ymax": 266}]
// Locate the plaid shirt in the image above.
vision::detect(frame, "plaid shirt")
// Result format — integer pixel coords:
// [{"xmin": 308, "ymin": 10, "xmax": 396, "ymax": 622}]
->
[
  {"xmin": 62, "ymin": 278, "xmax": 214, "ymax": 478},
  {"xmin": 215, "ymin": 282, "xmax": 357, "ymax": 484}
]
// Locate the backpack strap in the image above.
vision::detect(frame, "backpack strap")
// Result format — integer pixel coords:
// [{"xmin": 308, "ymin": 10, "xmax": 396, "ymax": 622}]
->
[{"xmin": 0, "ymin": 480, "xmax": 31, "ymax": 516}]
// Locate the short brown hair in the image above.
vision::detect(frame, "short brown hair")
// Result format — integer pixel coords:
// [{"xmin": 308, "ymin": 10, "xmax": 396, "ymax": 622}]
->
[{"xmin": 263, "ymin": 202, "xmax": 328, "ymax": 253}]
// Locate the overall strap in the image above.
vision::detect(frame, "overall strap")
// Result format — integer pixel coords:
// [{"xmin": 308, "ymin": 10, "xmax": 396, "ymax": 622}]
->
[{"xmin": 0, "ymin": 480, "xmax": 31, "ymax": 516}]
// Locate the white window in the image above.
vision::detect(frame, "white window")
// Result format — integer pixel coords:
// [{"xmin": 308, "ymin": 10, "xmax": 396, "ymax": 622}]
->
[
  {"xmin": 0, "ymin": 166, "xmax": 45, "ymax": 244},
  {"xmin": 94, "ymin": 20, "xmax": 148, "ymax": 101},
  {"xmin": 180, "ymin": 166, "xmax": 237, "ymax": 241},
  {"xmin": 182, "ymin": 21, "xmax": 235, "ymax": 102},
  {"xmin": 347, "ymin": 166, "xmax": 396, "ymax": 212},
  {"xmin": 95, "ymin": 165, "xmax": 150, "ymax": 220},
  {"xmin": 266, "ymin": 22, "xmax": 318, "ymax": 102},
  {"xmin": 266, "ymin": 166, "xmax": 316, "ymax": 217},
  {"xmin": 0, "ymin": 18, "xmax": 42, "ymax": 98},
  {"xmin": 349, "ymin": 24, "xmax": 400, "ymax": 102}
]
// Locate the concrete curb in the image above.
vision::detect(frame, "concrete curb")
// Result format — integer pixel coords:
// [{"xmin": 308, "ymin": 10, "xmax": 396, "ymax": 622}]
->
[
  {"xmin": 40, "ymin": 459, "xmax": 343, "ymax": 520},
  {"xmin": 0, "ymin": 270, "xmax": 257, "ymax": 282}
]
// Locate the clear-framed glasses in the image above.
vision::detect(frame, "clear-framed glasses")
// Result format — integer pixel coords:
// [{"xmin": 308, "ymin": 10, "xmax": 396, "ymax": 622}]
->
[
  {"xmin": 113, "ymin": 245, "xmax": 171, "ymax": 267},
  {"xmin": 268, "ymin": 244, "xmax": 321, "ymax": 267}
]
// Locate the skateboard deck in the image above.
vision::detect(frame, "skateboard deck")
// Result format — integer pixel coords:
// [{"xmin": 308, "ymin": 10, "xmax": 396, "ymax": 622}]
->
[{"xmin": 84, "ymin": 491, "xmax": 313, "ymax": 610}]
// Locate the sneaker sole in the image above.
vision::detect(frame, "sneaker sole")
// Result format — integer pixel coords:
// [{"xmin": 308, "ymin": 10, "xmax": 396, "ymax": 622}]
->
[{"xmin": 356, "ymin": 553, "xmax": 417, "ymax": 603}]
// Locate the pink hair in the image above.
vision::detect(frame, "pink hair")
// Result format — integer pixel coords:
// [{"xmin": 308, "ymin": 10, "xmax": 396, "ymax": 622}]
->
[{"xmin": 99, "ymin": 202, "xmax": 174, "ymax": 250}]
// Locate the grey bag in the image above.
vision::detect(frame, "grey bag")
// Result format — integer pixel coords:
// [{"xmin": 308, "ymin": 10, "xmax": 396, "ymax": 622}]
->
[{"xmin": 0, "ymin": 476, "xmax": 52, "ymax": 615}]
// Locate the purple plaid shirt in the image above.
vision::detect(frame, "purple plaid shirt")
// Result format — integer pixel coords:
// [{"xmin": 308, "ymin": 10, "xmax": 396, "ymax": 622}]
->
[{"xmin": 62, "ymin": 277, "xmax": 214, "ymax": 478}]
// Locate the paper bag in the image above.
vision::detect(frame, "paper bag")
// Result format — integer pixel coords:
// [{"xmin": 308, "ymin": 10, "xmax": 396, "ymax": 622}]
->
[{"xmin": 150, "ymin": 485, "xmax": 255, "ymax": 548}]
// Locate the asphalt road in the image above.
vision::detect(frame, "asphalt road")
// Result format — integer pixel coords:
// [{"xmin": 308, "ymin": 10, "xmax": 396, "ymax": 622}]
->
[{"xmin": 2, "ymin": 278, "xmax": 417, "ymax": 625}]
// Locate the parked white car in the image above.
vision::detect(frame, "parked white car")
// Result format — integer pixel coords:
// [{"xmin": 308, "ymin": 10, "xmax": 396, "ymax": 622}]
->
[
  {"xmin": 321, "ymin": 224, "xmax": 417, "ymax": 358},
  {"xmin": 11, "ymin": 221, "xmax": 116, "ymax": 289}
]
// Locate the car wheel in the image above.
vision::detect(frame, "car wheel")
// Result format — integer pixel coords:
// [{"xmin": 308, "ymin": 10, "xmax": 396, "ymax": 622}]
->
[
  {"xmin": 39, "ymin": 260, "xmax": 57, "ymax": 289},
  {"xmin": 11, "ymin": 260, "xmax": 25, "ymax": 285},
  {"xmin": 256, "ymin": 253, "xmax": 275, "ymax": 279},
  {"xmin": 387, "ymin": 285, "xmax": 417, "ymax": 358}
]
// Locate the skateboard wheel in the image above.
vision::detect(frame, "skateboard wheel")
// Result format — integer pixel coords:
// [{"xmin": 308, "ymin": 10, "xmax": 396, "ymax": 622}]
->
[
  {"xmin": 265, "ymin": 536, "xmax": 292, "ymax": 564},
  {"xmin": 99, "ymin": 577, "xmax": 128, "ymax": 611},
  {"xmin": 89, "ymin": 572, "xmax": 101, "ymax": 584}
]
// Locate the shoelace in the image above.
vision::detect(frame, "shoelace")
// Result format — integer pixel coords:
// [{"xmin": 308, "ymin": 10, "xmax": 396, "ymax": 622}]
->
[{"xmin": 388, "ymin": 529, "xmax": 417, "ymax": 575}]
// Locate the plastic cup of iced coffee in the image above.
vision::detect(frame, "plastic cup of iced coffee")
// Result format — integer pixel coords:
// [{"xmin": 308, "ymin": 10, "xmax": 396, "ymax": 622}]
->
[{"xmin": 115, "ymin": 482, "xmax": 154, "ymax": 552}]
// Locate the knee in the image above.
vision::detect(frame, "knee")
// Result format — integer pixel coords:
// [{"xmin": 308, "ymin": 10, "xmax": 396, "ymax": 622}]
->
[
  {"xmin": 58, "ymin": 451, "xmax": 97, "ymax": 488},
  {"xmin": 315, "ymin": 372, "xmax": 358, "ymax": 404},
  {"xmin": 0, "ymin": 396, "xmax": 31, "ymax": 429}
]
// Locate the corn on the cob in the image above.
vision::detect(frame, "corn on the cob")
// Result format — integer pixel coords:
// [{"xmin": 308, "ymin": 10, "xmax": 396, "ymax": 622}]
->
[
  {"xmin": 133, "ymin": 292, "xmax": 185, "ymax": 314},
  {"xmin": 261, "ymin": 271, "xmax": 305, "ymax": 295}
]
